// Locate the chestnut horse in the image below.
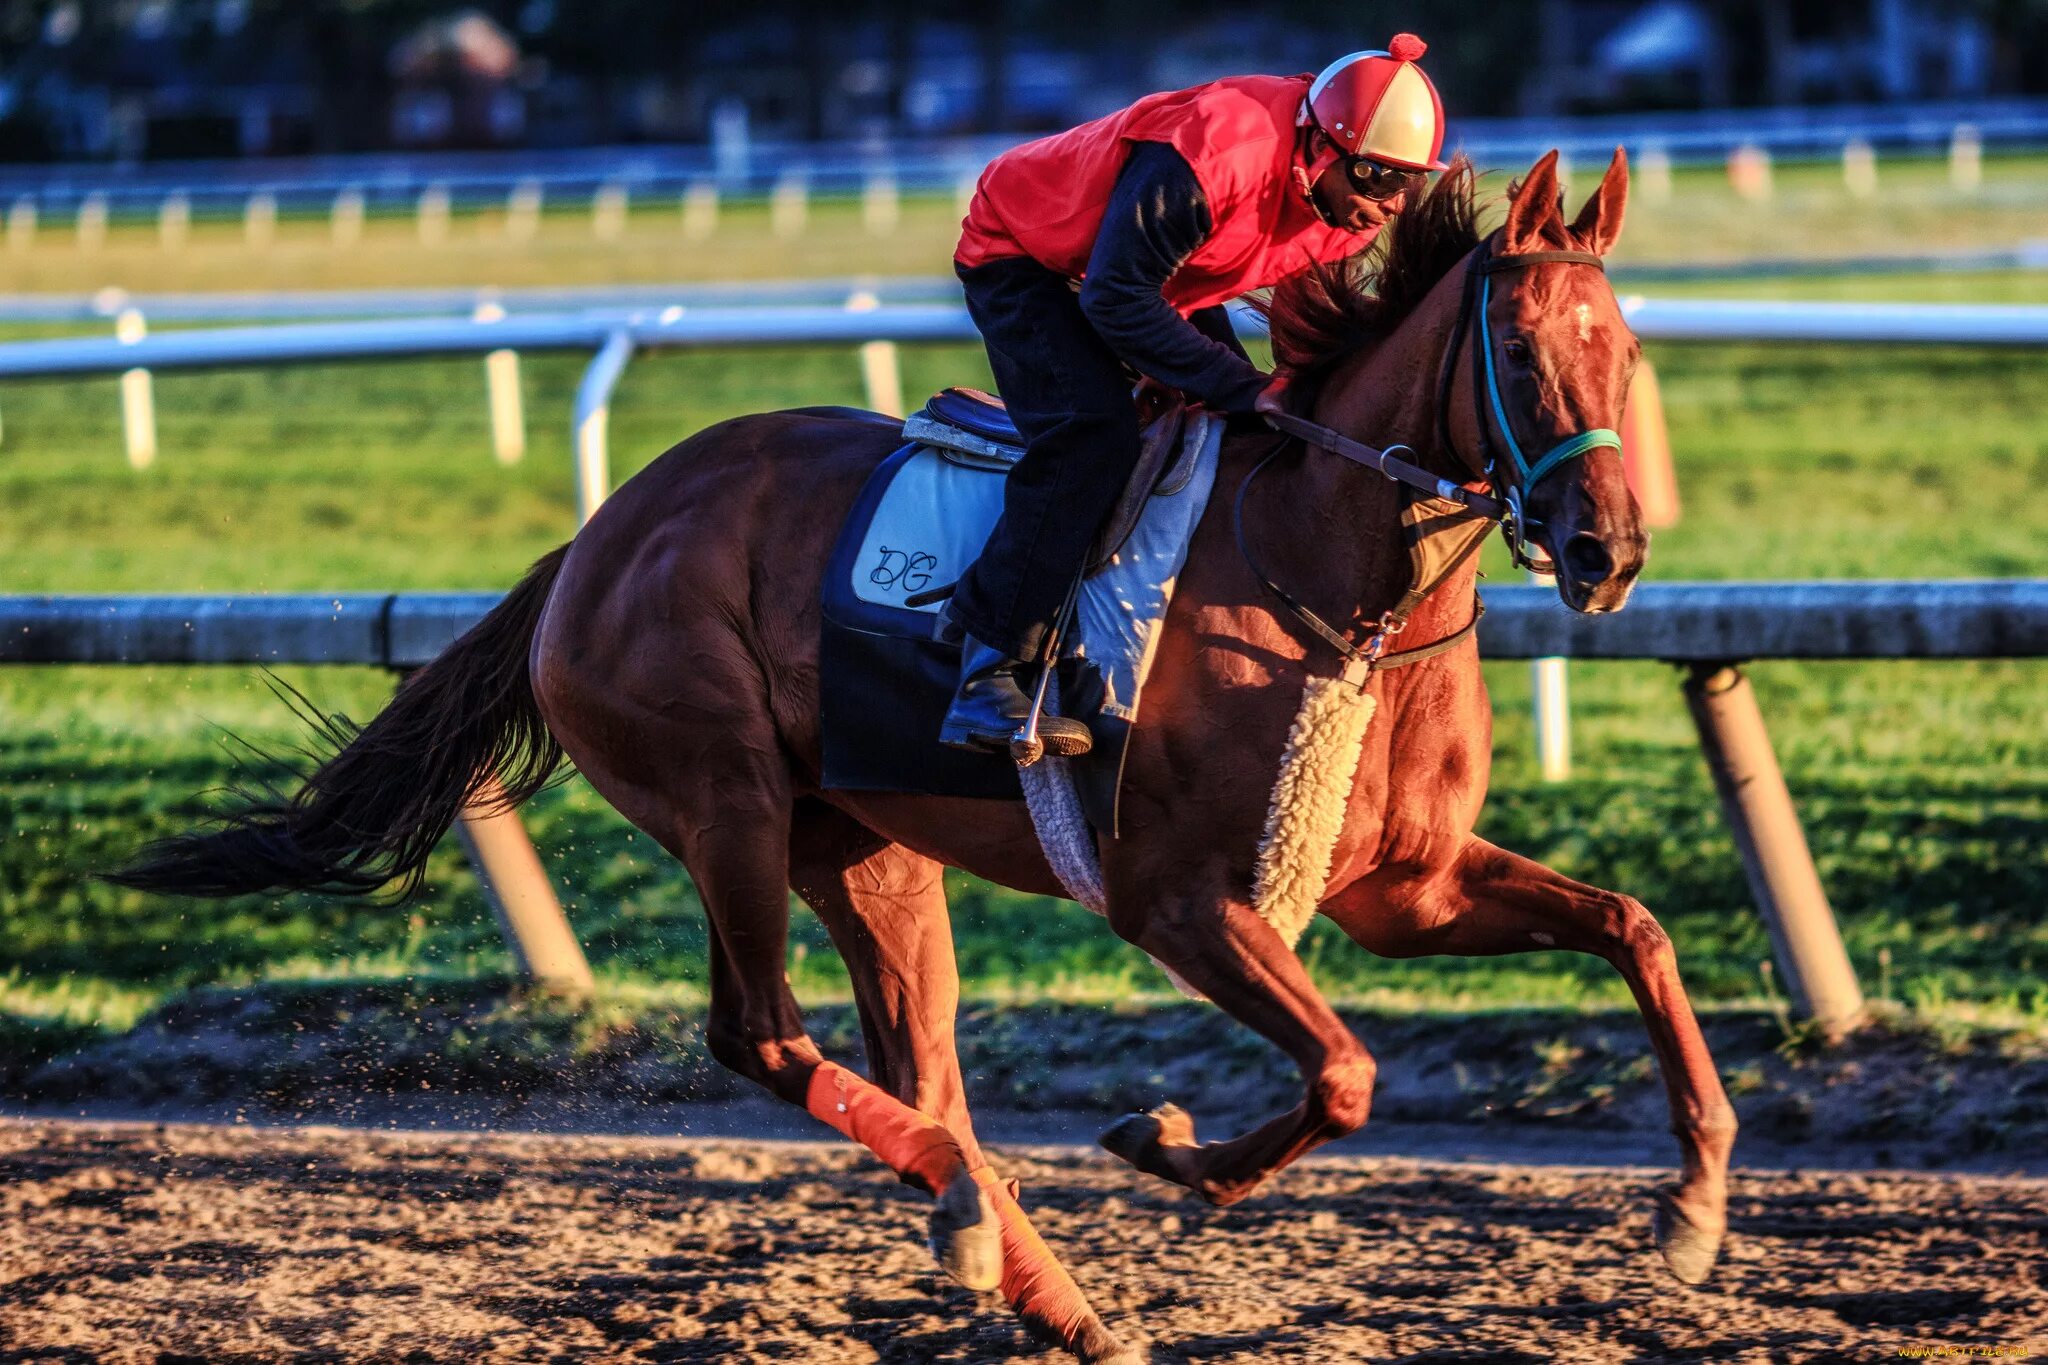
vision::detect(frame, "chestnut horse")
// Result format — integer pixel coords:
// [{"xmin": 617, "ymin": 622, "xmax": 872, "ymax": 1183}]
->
[{"xmin": 114, "ymin": 151, "xmax": 1734, "ymax": 1363}]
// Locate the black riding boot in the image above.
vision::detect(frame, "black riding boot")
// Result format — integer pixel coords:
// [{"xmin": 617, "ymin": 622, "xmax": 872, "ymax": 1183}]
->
[{"xmin": 938, "ymin": 635, "xmax": 1093, "ymax": 757}]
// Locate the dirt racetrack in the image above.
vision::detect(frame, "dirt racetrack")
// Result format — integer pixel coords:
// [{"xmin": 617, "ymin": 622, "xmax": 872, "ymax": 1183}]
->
[{"xmin": 3, "ymin": 1119, "xmax": 2043, "ymax": 1363}]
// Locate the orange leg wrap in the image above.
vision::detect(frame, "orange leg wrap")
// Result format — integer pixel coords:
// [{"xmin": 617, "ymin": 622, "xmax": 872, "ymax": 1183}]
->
[
  {"xmin": 802, "ymin": 1060, "xmax": 965, "ymax": 1194},
  {"xmin": 970, "ymin": 1165, "xmax": 1106, "ymax": 1354}
]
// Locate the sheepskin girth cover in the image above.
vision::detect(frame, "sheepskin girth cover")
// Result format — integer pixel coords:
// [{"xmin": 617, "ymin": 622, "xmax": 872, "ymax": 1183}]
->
[{"xmin": 1251, "ymin": 677, "xmax": 1376, "ymax": 948}]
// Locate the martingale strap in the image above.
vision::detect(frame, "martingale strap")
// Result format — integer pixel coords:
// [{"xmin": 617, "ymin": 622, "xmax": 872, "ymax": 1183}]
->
[{"xmin": 1234, "ymin": 444, "xmax": 1486, "ymax": 687}]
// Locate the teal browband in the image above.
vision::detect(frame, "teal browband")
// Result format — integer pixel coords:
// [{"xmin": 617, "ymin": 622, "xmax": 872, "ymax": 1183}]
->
[{"xmin": 1478, "ymin": 272, "xmax": 1622, "ymax": 491}]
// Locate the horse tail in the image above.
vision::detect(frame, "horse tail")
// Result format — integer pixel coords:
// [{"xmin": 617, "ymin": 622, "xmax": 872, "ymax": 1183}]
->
[{"xmin": 108, "ymin": 545, "xmax": 572, "ymax": 901}]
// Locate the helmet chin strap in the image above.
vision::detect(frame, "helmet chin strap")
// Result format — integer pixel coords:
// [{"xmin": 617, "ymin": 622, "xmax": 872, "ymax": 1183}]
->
[
  {"xmin": 1292, "ymin": 127, "xmax": 1348, "ymax": 227},
  {"xmin": 1294, "ymin": 139, "xmax": 1343, "ymax": 227}
]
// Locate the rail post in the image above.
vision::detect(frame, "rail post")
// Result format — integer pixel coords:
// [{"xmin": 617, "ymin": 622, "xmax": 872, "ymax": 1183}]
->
[
  {"xmin": 6, "ymin": 195, "xmax": 34, "ymax": 251},
  {"xmin": 681, "ymin": 181, "xmax": 718, "ymax": 241},
  {"xmin": 1528, "ymin": 567, "xmax": 1571, "ymax": 781},
  {"xmin": 770, "ymin": 173, "xmax": 808, "ymax": 239},
  {"xmin": 1842, "ymin": 138, "xmax": 1878, "ymax": 199},
  {"xmin": 592, "ymin": 182, "xmax": 628, "ymax": 241},
  {"xmin": 862, "ymin": 173, "xmax": 899, "ymax": 235},
  {"xmin": 158, "ymin": 192, "xmax": 190, "ymax": 251},
  {"xmin": 417, "ymin": 183, "xmax": 451, "ymax": 245},
  {"xmin": 474, "ymin": 303, "xmax": 525, "ymax": 465},
  {"xmin": 505, "ymin": 179, "xmax": 542, "ymax": 242},
  {"xmin": 846, "ymin": 288, "xmax": 904, "ymax": 418},
  {"xmin": 245, "ymin": 191, "xmax": 277, "ymax": 249},
  {"xmin": 453, "ymin": 775, "xmax": 593, "ymax": 995},
  {"xmin": 1950, "ymin": 124, "xmax": 1983, "ymax": 192},
  {"xmin": 573, "ymin": 329, "xmax": 635, "ymax": 524},
  {"xmin": 76, "ymin": 192, "xmax": 108, "ymax": 250},
  {"xmin": 115, "ymin": 308, "xmax": 157, "ymax": 470},
  {"xmin": 1531, "ymin": 664, "xmax": 1571, "ymax": 782},
  {"xmin": 1637, "ymin": 145, "xmax": 1673, "ymax": 203},
  {"xmin": 330, "ymin": 187, "xmax": 364, "ymax": 247},
  {"xmin": 1728, "ymin": 143, "xmax": 1772, "ymax": 202},
  {"xmin": 1682, "ymin": 661, "xmax": 1863, "ymax": 1034}
]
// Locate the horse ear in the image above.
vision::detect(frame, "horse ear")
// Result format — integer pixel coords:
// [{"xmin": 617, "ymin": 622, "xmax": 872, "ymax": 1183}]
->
[
  {"xmin": 1504, "ymin": 150, "xmax": 1561, "ymax": 249},
  {"xmin": 1570, "ymin": 147, "xmax": 1629, "ymax": 255}
]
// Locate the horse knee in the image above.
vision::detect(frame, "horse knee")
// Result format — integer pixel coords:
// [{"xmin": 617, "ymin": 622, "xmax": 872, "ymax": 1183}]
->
[
  {"xmin": 1610, "ymin": 896, "xmax": 1676, "ymax": 967},
  {"xmin": 1312, "ymin": 1053, "xmax": 1377, "ymax": 1135}
]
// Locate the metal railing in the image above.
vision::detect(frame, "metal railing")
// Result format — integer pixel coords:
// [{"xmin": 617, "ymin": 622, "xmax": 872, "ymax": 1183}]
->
[
  {"xmin": 6, "ymin": 581, "xmax": 2042, "ymax": 1030},
  {"xmin": 8, "ymin": 243, "xmax": 2047, "ymax": 325},
  {"xmin": 4, "ymin": 295, "xmax": 2048, "ymax": 519}
]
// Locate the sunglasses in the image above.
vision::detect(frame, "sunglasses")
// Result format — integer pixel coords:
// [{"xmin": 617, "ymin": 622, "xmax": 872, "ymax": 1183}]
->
[{"xmin": 1342, "ymin": 157, "xmax": 1425, "ymax": 201}]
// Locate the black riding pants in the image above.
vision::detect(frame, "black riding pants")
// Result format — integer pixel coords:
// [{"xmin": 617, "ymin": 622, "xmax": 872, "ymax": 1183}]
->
[{"xmin": 948, "ymin": 256, "xmax": 1142, "ymax": 663}]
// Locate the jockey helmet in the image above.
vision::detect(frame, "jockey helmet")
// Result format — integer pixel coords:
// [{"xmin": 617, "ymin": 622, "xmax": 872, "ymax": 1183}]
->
[{"xmin": 1301, "ymin": 34, "xmax": 1448, "ymax": 173}]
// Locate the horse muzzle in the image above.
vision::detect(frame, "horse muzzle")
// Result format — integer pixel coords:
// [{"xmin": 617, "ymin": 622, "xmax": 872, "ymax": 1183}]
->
[{"xmin": 1534, "ymin": 460, "xmax": 1647, "ymax": 615}]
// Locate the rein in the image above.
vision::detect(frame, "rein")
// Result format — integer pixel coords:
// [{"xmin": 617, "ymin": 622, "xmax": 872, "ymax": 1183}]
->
[{"xmin": 1244, "ymin": 236, "xmax": 1619, "ymax": 682}]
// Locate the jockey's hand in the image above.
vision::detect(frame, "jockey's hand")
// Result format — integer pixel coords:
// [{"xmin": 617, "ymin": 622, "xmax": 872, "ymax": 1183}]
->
[
  {"xmin": 1134, "ymin": 375, "xmax": 1178, "ymax": 424},
  {"xmin": 1254, "ymin": 373, "xmax": 1292, "ymax": 421}
]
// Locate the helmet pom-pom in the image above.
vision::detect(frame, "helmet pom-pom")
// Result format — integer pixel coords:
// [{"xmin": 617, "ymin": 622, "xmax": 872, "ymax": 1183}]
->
[{"xmin": 1388, "ymin": 32, "xmax": 1427, "ymax": 62}]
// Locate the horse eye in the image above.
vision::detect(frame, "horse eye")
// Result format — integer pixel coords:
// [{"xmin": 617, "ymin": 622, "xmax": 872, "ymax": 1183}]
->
[{"xmin": 1504, "ymin": 338, "xmax": 1533, "ymax": 366}]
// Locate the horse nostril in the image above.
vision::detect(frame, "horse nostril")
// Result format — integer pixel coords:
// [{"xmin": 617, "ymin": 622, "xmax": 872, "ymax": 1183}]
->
[{"xmin": 1562, "ymin": 533, "xmax": 1612, "ymax": 584}]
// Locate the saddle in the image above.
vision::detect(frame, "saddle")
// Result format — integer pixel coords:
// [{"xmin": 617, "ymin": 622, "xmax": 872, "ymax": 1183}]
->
[
  {"xmin": 819, "ymin": 387, "xmax": 1225, "ymax": 829},
  {"xmin": 903, "ymin": 388, "xmax": 1198, "ymax": 574}
]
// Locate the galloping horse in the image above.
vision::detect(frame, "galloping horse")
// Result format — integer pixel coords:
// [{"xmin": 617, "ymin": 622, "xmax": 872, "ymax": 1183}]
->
[{"xmin": 115, "ymin": 150, "xmax": 1734, "ymax": 1362}]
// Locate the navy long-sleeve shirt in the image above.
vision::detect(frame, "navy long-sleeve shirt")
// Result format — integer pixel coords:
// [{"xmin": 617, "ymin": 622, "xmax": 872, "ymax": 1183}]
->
[{"xmin": 1076, "ymin": 141, "xmax": 1270, "ymax": 416}]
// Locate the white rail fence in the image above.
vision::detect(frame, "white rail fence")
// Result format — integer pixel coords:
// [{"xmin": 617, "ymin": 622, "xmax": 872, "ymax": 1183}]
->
[
  {"xmin": 4, "ymin": 581, "xmax": 2042, "ymax": 1026},
  {"xmin": 8, "ymin": 241, "xmax": 2048, "ymax": 327},
  {"xmin": 3, "ymin": 295, "xmax": 2047, "ymax": 510}
]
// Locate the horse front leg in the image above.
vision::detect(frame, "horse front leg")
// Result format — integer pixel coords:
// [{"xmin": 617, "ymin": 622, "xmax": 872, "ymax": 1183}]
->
[
  {"xmin": 1096, "ymin": 881, "xmax": 1375, "ymax": 1207},
  {"xmin": 1327, "ymin": 836, "xmax": 1738, "ymax": 1284}
]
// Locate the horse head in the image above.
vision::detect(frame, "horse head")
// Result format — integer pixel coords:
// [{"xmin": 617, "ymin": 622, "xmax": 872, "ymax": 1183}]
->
[{"xmin": 1480, "ymin": 148, "xmax": 1645, "ymax": 613}]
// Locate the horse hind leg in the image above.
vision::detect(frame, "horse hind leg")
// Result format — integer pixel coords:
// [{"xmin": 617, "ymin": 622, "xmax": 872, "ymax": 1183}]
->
[
  {"xmin": 609, "ymin": 754, "xmax": 999, "ymax": 1297},
  {"xmin": 789, "ymin": 800, "xmax": 1137, "ymax": 1365}
]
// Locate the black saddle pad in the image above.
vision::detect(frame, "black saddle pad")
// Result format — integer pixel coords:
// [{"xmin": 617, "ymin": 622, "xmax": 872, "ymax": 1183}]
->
[
  {"xmin": 818, "ymin": 389, "xmax": 1217, "ymax": 825},
  {"xmin": 821, "ymin": 441, "xmax": 1022, "ymax": 800}
]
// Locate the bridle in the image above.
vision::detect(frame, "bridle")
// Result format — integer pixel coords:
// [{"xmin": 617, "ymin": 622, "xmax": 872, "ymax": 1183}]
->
[
  {"xmin": 1435, "ymin": 236, "xmax": 1622, "ymax": 571},
  {"xmin": 1244, "ymin": 233, "xmax": 1622, "ymax": 681}
]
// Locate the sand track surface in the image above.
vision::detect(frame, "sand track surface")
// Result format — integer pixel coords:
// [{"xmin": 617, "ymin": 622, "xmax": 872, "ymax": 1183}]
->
[{"xmin": 3, "ymin": 1119, "xmax": 2043, "ymax": 1362}]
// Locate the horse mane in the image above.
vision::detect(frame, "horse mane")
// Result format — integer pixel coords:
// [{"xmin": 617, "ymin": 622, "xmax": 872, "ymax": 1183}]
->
[{"xmin": 1260, "ymin": 154, "xmax": 1484, "ymax": 401}]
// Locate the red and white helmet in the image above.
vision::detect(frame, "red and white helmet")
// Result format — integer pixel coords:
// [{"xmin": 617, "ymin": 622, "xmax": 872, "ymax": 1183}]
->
[{"xmin": 1301, "ymin": 33, "xmax": 1448, "ymax": 172}]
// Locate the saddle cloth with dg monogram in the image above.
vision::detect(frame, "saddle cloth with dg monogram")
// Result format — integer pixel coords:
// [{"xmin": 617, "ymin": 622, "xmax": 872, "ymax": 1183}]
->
[{"xmin": 819, "ymin": 388, "xmax": 1224, "ymax": 830}]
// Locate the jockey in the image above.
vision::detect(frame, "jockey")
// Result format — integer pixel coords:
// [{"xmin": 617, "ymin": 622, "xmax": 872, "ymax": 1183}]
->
[{"xmin": 940, "ymin": 35, "xmax": 1449, "ymax": 757}]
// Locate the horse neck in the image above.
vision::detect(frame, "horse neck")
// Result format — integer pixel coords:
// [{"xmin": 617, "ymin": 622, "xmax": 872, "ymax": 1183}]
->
[{"xmin": 1246, "ymin": 273, "xmax": 1475, "ymax": 637}]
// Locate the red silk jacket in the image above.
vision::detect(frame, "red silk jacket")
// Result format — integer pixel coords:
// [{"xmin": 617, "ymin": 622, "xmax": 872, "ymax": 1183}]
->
[{"xmin": 956, "ymin": 74, "xmax": 1374, "ymax": 313}]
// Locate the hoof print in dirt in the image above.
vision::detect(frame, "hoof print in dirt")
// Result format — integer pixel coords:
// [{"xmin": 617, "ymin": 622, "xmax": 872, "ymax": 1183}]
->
[{"xmin": 1652, "ymin": 1189, "xmax": 1724, "ymax": 1285}]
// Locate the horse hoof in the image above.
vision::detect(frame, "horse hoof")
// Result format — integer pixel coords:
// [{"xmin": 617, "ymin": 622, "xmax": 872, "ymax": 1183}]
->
[
  {"xmin": 1099, "ymin": 1102, "xmax": 1194, "ymax": 1173},
  {"xmin": 928, "ymin": 1176, "xmax": 1003, "ymax": 1293},
  {"xmin": 1652, "ymin": 1190, "xmax": 1724, "ymax": 1286},
  {"xmin": 1075, "ymin": 1321, "xmax": 1144, "ymax": 1365}
]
